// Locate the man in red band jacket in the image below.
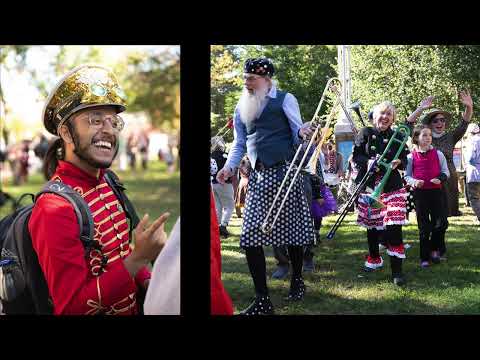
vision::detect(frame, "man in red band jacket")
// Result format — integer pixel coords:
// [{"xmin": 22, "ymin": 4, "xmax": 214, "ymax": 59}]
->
[{"xmin": 29, "ymin": 64, "xmax": 169, "ymax": 315}]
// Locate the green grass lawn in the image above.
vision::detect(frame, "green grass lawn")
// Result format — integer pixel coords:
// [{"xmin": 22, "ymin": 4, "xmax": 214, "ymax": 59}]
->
[
  {"xmin": 0, "ymin": 160, "xmax": 180, "ymax": 234},
  {"xmin": 221, "ymin": 197, "xmax": 480, "ymax": 315}
]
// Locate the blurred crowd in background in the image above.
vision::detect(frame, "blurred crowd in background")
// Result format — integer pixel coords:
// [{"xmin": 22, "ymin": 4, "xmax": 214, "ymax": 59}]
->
[{"xmin": 0, "ymin": 127, "xmax": 179, "ymax": 186}]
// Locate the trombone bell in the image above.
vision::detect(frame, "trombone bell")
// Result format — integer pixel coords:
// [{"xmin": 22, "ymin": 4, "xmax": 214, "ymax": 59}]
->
[{"xmin": 360, "ymin": 193, "xmax": 385, "ymax": 209}]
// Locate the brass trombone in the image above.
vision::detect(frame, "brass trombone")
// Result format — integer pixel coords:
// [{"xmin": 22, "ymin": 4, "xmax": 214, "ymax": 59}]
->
[
  {"xmin": 211, "ymin": 118, "xmax": 233, "ymax": 152},
  {"xmin": 306, "ymin": 79, "xmax": 360, "ymax": 176},
  {"xmin": 328, "ymin": 85, "xmax": 359, "ymax": 137},
  {"xmin": 325, "ymin": 123, "xmax": 411, "ymax": 240},
  {"xmin": 260, "ymin": 77, "xmax": 344, "ymax": 234}
]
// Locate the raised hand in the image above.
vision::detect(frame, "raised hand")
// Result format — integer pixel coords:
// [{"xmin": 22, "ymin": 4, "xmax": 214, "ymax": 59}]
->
[
  {"xmin": 407, "ymin": 96, "xmax": 435, "ymax": 124},
  {"xmin": 419, "ymin": 95, "xmax": 435, "ymax": 110},
  {"xmin": 132, "ymin": 213, "xmax": 170, "ymax": 263},
  {"xmin": 459, "ymin": 90, "xmax": 473, "ymax": 108},
  {"xmin": 123, "ymin": 212, "xmax": 170, "ymax": 278}
]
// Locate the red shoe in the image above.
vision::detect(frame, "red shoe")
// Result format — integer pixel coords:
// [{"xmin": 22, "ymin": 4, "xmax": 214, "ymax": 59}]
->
[
  {"xmin": 387, "ymin": 244, "xmax": 406, "ymax": 259},
  {"xmin": 364, "ymin": 255, "xmax": 384, "ymax": 271}
]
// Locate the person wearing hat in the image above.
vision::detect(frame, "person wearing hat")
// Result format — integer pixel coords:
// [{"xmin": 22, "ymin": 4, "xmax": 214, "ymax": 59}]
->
[
  {"xmin": 211, "ymin": 135, "xmax": 235, "ymax": 237},
  {"xmin": 216, "ymin": 57, "xmax": 315, "ymax": 314},
  {"xmin": 464, "ymin": 122, "xmax": 480, "ymax": 224},
  {"xmin": 29, "ymin": 64, "xmax": 170, "ymax": 314},
  {"xmin": 420, "ymin": 90, "xmax": 473, "ymax": 219}
]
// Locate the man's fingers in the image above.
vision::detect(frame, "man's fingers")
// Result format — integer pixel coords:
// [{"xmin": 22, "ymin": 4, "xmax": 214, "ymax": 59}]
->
[
  {"xmin": 144, "ymin": 212, "xmax": 170, "ymax": 237},
  {"xmin": 135, "ymin": 214, "xmax": 150, "ymax": 234}
]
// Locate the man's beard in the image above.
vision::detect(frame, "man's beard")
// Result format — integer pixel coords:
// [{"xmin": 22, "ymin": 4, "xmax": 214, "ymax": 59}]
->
[
  {"xmin": 237, "ymin": 84, "xmax": 269, "ymax": 126},
  {"xmin": 69, "ymin": 124, "xmax": 119, "ymax": 169}
]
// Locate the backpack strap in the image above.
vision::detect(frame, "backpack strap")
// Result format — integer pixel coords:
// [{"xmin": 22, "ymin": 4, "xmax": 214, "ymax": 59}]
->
[
  {"xmin": 12, "ymin": 193, "xmax": 34, "ymax": 212},
  {"xmin": 104, "ymin": 170, "xmax": 140, "ymax": 237},
  {"xmin": 35, "ymin": 181, "xmax": 100, "ymax": 256}
]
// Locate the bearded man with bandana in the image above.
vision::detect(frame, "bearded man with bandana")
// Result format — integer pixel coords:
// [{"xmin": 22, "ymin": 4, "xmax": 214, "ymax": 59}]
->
[{"xmin": 216, "ymin": 58, "xmax": 315, "ymax": 315}]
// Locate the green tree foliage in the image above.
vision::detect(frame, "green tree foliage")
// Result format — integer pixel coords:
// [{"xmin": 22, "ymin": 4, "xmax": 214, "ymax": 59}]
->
[
  {"xmin": 255, "ymin": 45, "xmax": 338, "ymax": 121},
  {"xmin": 210, "ymin": 45, "xmax": 338, "ymax": 142},
  {"xmin": 210, "ymin": 45, "xmax": 243, "ymax": 143},
  {"xmin": 351, "ymin": 45, "xmax": 480, "ymax": 129},
  {"xmin": 1, "ymin": 46, "xmax": 180, "ymax": 147},
  {"xmin": 0, "ymin": 45, "xmax": 30, "ymax": 145},
  {"xmin": 50, "ymin": 46, "xmax": 180, "ymax": 132},
  {"xmin": 0, "ymin": 46, "xmax": 29, "ymax": 104},
  {"xmin": 122, "ymin": 50, "xmax": 180, "ymax": 132}
]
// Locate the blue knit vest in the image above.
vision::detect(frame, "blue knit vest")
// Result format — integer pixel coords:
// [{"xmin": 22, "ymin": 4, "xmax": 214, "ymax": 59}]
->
[{"xmin": 247, "ymin": 91, "xmax": 294, "ymax": 167}]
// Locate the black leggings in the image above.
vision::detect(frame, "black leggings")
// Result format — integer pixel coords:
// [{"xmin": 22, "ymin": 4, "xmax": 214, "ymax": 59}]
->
[
  {"xmin": 367, "ymin": 225, "xmax": 403, "ymax": 257},
  {"xmin": 413, "ymin": 188, "xmax": 448, "ymax": 261},
  {"xmin": 245, "ymin": 245, "xmax": 304, "ymax": 296},
  {"xmin": 367, "ymin": 225, "xmax": 403, "ymax": 276}
]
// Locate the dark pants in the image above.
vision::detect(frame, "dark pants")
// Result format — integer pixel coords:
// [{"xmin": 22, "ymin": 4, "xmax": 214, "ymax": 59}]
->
[
  {"xmin": 246, "ymin": 245, "xmax": 304, "ymax": 297},
  {"xmin": 367, "ymin": 225, "xmax": 403, "ymax": 276},
  {"xmin": 127, "ymin": 150, "xmax": 136, "ymax": 170},
  {"xmin": 465, "ymin": 176, "xmax": 471, "ymax": 207},
  {"xmin": 367, "ymin": 226, "xmax": 402, "ymax": 256},
  {"xmin": 467, "ymin": 182, "xmax": 480, "ymax": 221},
  {"xmin": 140, "ymin": 149, "xmax": 148, "ymax": 170},
  {"xmin": 273, "ymin": 243, "xmax": 316, "ymax": 266},
  {"xmin": 444, "ymin": 166, "xmax": 460, "ymax": 216},
  {"xmin": 413, "ymin": 188, "xmax": 449, "ymax": 261}
]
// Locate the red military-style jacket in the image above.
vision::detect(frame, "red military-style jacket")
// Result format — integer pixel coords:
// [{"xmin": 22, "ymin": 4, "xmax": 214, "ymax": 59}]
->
[
  {"xmin": 210, "ymin": 190, "xmax": 233, "ymax": 315},
  {"xmin": 29, "ymin": 160, "xmax": 151, "ymax": 315}
]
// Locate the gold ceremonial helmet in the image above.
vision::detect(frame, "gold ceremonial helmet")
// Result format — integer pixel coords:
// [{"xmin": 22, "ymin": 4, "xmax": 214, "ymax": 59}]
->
[{"xmin": 42, "ymin": 64, "xmax": 127, "ymax": 135}]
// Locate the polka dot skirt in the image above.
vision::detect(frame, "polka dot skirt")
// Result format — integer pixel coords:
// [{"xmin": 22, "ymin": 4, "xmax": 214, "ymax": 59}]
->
[
  {"xmin": 405, "ymin": 186, "xmax": 415, "ymax": 214},
  {"xmin": 240, "ymin": 164, "xmax": 315, "ymax": 248},
  {"xmin": 210, "ymin": 158, "xmax": 218, "ymax": 182}
]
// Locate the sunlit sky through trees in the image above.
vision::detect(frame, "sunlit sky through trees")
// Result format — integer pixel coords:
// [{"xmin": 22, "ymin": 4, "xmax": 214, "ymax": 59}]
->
[{"xmin": 0, "ymin": 45, "xmax": 179, "ymax": 142}]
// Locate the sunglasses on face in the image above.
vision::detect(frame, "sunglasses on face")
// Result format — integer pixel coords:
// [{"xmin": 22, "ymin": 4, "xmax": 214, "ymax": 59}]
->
[{"xmin": 431, "ymin": 117, "xmax": 446, "ymax": 124}]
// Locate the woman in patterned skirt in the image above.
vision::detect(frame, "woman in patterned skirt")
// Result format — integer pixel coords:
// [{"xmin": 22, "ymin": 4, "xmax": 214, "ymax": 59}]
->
[{"xmin": 353, "ymin": 101, "xmax": 410, "ymax": 286}]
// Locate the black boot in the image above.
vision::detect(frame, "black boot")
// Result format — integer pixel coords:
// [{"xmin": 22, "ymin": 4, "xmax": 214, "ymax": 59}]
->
[
  {"xmin": 392, "ymin": 274, "xmax": 406, "ymax": 286},
  {"xmin": 391, "ymin": 256, "xmax": 406, "ymax": 286},
  {"xmin": 219, "ymin": 225, "xmax": 230, "ymax": 238},
  {"xmin": 285, "ymin": 277, "xmax": 306, "ymax": 301},
  {"xmin": 239, "ymin": 295, "xmax": 274, "ymax": 315}
]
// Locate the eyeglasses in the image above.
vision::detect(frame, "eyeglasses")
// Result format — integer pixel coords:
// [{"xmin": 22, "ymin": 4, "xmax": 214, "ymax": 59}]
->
[
  {"xmin": 86, "ymin": 113, "xmax": 125, "ymax": 131},
  {"xmin": 431, "ymin": 117, "xmax": 446, "ymax": 124},
  {"xmin": 242, "ymin": 74, "xmax": 263, "ymax": 81}
]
